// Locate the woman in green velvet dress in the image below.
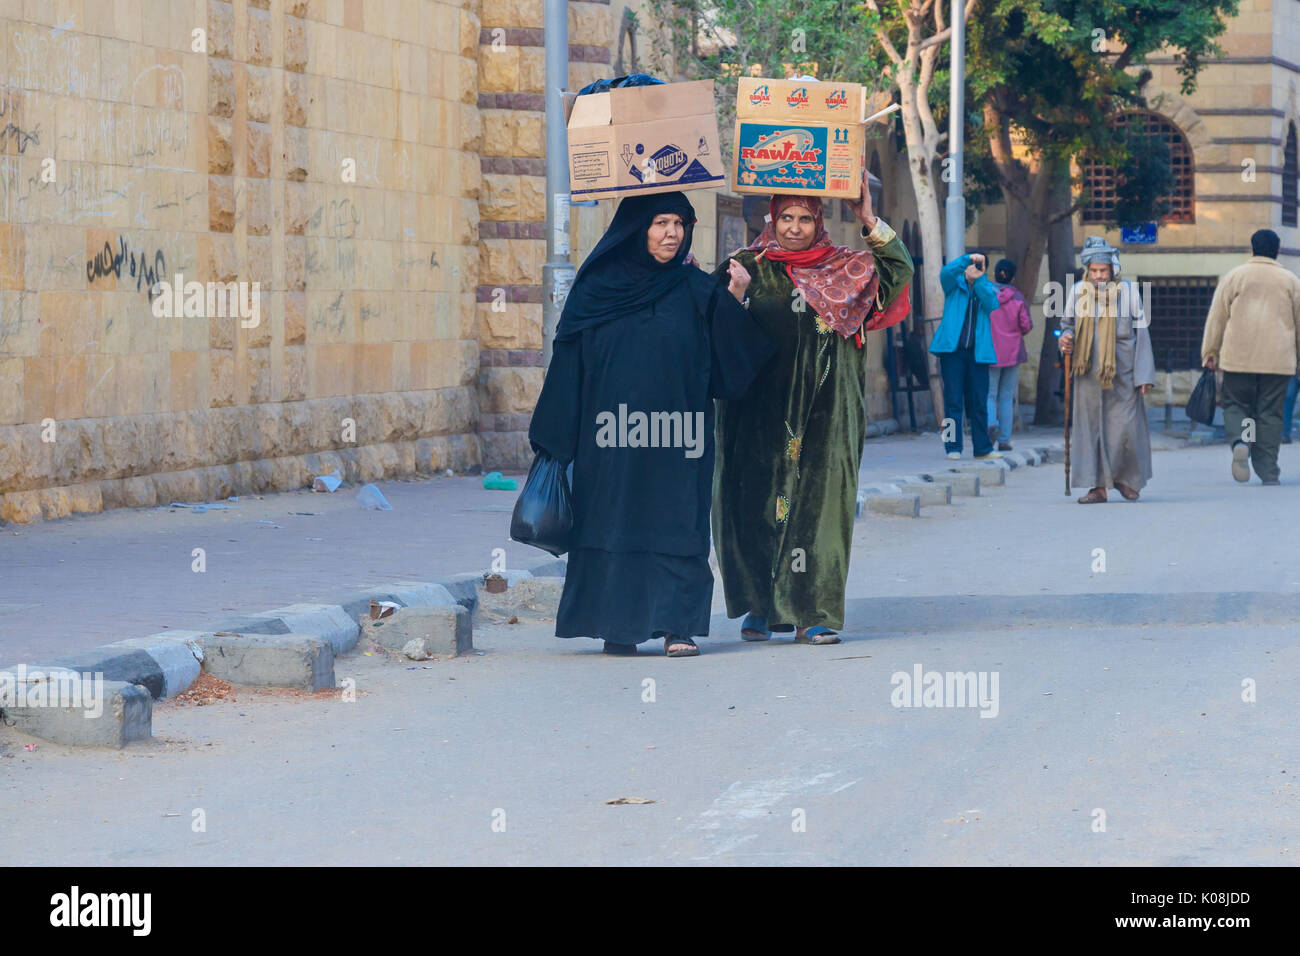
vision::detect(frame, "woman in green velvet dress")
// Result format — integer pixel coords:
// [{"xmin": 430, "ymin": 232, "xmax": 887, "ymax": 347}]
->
[{"xmin": 712, "ymin": 175, "xmax": 914, "ymax": 644}]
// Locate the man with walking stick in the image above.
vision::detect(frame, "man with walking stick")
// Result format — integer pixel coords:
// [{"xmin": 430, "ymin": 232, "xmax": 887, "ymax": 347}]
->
[
  {"xmin": 1058, "ymin": 237, "xmax": 1155, "ymax": 503},
  {"xmin": 1063, "ymin": 344, "xmax": 1072, "ymax": 496}
]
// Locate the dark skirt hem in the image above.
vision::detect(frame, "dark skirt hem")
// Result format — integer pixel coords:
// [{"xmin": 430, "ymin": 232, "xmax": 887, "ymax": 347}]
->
[{"xmin": 555, "ymin": 548, "xmax": 713, "ymax": 645}]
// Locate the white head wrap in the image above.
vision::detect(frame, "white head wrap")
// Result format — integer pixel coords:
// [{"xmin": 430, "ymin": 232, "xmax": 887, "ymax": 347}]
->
[{"xmin": 1080, "ymin": 235, "xmax": 1121, "ymax": 276}]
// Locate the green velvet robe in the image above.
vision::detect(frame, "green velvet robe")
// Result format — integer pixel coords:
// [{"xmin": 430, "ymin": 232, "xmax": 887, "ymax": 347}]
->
[{"xmin": 711, "ymin": 222, "xmax": 914, "ymax": 632}]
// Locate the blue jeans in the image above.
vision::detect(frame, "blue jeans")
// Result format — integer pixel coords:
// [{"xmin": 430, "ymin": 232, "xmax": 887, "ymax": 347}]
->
[
  {"xmin": 987, "ymin": 365, "xmax": 1020, "ymax": 440},
  {"xmin": 1284, "ymin": 375, "xmax": 1299, "ymax": 437},
  {"xmin": 938, "ymin": 347, "xmax": 992, "ymax": 455}
]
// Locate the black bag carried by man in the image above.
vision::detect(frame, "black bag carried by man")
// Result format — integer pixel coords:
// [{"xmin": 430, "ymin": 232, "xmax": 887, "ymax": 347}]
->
[
  {"xmin": 1186, "ymin": 367, "xmax": 1217, "ymax": 426},
  {"xmin": 510, "ymin": 451, "xmax": 574, "ymax": 556}
]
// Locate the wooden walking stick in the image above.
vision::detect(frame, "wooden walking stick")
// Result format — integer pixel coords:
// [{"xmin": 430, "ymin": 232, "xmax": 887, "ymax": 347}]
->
[{"xmin": 1062, "ymin": 346, "xmax": 1073, "ymax": 496}]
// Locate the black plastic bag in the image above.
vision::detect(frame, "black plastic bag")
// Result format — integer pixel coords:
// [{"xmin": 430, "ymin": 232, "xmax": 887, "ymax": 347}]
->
[
  {"xmin": 1186, "ymin": 367, "xmax": 1217, "ymax": 425},
  {"xmin": 510, "ymin": 451, "xmax": 574, "ymax": 556},
  {"xmin": 575, "ymin": 74, "xmax": 664, "ymax": 96}
]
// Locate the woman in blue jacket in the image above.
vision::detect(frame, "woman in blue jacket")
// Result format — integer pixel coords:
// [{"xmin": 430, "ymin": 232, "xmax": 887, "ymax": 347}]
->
[{"xmin": 929, "ymin": 251, "xmax": 1003, "ymax": 459}]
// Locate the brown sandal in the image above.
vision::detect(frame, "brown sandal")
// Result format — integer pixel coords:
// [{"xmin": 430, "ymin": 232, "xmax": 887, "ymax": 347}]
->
[
  {"xmin": 1077, "ymin": 487, "xmax": 1107, "ymax": 504},
  {"xmin": 1114, "ymin": 482, "xmax": 1140, "ymax": 501}
]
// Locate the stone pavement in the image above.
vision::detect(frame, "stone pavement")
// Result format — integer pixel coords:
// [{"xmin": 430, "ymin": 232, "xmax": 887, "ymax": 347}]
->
[{"xmin": 0, "ymin": 422, "xmax": 1222, "ymax": 667}]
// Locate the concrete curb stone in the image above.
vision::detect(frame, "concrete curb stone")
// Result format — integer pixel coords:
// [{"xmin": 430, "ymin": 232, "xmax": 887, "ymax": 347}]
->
[
  {"xmin": 107, "ymin": 633, "xmax": 206, "ymax": 698},
  {"xmin": 0, "ymin": 553, "xmax": 557, "ymax": 746},
  {"xmin": 362, "ymin": 605, "xmax": 473, "ymax": 658},
  {"xmin": 1, "ymin": 672, "xmax": 152, "ymax": 749},
  {"xmin": 856, "ymin": 488, "xmax": 921, "ymax": 518},
  {"xmin": 950, "ymin": 463, "xmax": 1006, "ymax": 486},
  {"xmin": 199, "ymin": 614, "xmax": 292, "ymax": 636},
  {"xmin": 476, "ymin": 577, "xmax": 564, "ymax": 620},
  {"xmin": 937, "ymin": 471, "xmax": 980, "ymax": 495},
  {"xmin": 198, "ymin": 633, "xmax": 335, "ymax": 692},
  {"xmin": 889, "ymin": 475, "xmax": 953, "ymax": 505},
  {"xmin": 30, "ymin": 647, "xmax": 168, "ymax": 701},
  {"xmin": 439, "ymin": 568, "xmax": 535, "ymax": 617},
  {"xmin": 246, "ymin": 604, "xmax": 359, "ymax": 656},
  {"xmin": 336, "ymin": 581, "xmax": 459, "ymax": 625}
]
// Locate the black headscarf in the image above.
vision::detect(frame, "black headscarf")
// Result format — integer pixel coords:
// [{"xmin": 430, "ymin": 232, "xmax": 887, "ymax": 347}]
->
[{"xmin": 556, "ymin": 192, "xmax": 697, "ymax": 342}]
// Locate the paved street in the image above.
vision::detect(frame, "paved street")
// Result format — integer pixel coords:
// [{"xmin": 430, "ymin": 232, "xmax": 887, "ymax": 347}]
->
[
  {"xmin": 4, "ymin": 616, "xmax": 1295, "ymax": 866},
  {"xmin": 3, "ymin": 433, "xmax": 1298, "ymax": 865}
]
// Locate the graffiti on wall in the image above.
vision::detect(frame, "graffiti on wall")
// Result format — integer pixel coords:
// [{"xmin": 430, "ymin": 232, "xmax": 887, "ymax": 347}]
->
[{"xmin": 85, "ymin": 236, "xmax": 167, "ymax": 301}]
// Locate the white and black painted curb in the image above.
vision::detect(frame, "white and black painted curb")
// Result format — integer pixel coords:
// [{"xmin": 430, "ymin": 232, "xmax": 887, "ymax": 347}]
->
[
  {"xmin": 0, "ymin": 557, "xmax": 567, "ymax": 748},
  {"xmin": 856, "ymin": 445, "xmax": 1061, "ymax": 519}
]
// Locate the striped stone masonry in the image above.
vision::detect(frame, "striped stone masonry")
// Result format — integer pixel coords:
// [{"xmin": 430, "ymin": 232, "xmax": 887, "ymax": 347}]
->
[
  {"xmin": 475, "ymin": 0, "xmax": 612, "ymax": 470},
  {"xmin": 480, "ymin": 349, "xmax": 545, "ymax": 367},
  {"xmin": 0, "ymin": 0, "xmax": 485, "ymax": 521}
]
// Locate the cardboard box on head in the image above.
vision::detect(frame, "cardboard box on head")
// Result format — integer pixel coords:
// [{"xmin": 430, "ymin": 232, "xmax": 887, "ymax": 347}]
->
[
  {"xmin": 564, "ymin": 80, "xmax": 726, "ymax": 201},
  {"xmin": 732, "ymin": 78, "xmax": 869, "ymax": 199}
]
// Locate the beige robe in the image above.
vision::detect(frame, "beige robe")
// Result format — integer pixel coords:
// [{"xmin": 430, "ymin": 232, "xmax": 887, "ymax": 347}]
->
[{"xmin": 1061, "ymin": 279, "xmax": 1156, "ymax": 490}]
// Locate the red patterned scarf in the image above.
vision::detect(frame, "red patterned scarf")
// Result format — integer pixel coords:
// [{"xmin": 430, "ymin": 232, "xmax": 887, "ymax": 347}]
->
[{"xmin": 746, "ymin": 195, "xmax": 906, "ymax": 339}]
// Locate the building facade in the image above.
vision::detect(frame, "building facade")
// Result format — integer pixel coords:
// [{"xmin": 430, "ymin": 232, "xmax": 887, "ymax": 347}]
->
[
  {"xmin": 0, "ymin": 0, "xmax": 613, "ymax": 523},
  {"xmin": 4, "ymin": 0, "xmax": 1292, "ymax": 524},
  {"xmin": 970, "ymin": 0, "xmax": 1300, "ymax": 408}
]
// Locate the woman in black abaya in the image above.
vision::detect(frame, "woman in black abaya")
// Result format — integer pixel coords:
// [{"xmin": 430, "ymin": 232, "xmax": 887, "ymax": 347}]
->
[{"xmin": 528, "ymin": 191, "xmax": 773, "ymax": 657}]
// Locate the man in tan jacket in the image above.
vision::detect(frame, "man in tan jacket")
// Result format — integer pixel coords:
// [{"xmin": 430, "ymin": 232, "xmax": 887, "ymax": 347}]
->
[{"xmin": 1201, "ymin": 229, "xmax": 1300, "ymax": 484}]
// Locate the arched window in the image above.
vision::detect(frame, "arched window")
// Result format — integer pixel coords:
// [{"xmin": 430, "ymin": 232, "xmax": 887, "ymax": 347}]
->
[
  {"xmin": 1081, "ymin": 111, "xmax": 1195, "ymax": 224},
  {"xmin": 1283, "ymin": 122, "xmax": 1297, "ymax": 228}
]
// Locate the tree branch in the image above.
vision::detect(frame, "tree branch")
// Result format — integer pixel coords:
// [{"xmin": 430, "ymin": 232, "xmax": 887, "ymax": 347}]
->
[
  {"xmin": 918, "ymin": 27, "xmax": 950, "ymax": 51},
  {"xmin": 918, "ymin": 0, "xmax": 975, "ymax": 52},
  {"xmin": 862, "ymin": 0, "xmax": 905, "ymax": 66},
  {"xmin": 916, "ymin": 44, "xmax": 942, "ymax": 151},
  {"xmin": 1048, "ymin": 193, "xmax": 1090, "ymax": 224}
]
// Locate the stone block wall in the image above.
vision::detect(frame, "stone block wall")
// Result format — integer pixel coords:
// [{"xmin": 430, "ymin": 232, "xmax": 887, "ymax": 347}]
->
[
  {"xmin": 474, "ymin": 0, "xmax": 610, "ymax": 470},
  {"xmin": 0, "ymin": 0, "xmax": 619, "ymax": 523}
]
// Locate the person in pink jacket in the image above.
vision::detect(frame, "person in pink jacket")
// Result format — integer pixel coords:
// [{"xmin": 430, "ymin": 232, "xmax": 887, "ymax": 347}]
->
[{"xmin": 986, "ymin": 259, "xmax": 1033, "ymax": 450}]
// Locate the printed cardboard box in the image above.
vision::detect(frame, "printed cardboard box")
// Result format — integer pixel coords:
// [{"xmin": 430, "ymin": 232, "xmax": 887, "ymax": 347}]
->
[
  {"xmin": 564, "ymin": 80, "xmax": 726, "ymax": 201},
  {"xmin": 732, "ymin": 78, "xmax": 868, "ymax": 199}
]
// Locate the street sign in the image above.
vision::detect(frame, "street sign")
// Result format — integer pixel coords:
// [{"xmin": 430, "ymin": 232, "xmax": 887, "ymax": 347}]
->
[{"xmin": 1120, "ymin": 222, "xmax": 1157, "ymax": 244}]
